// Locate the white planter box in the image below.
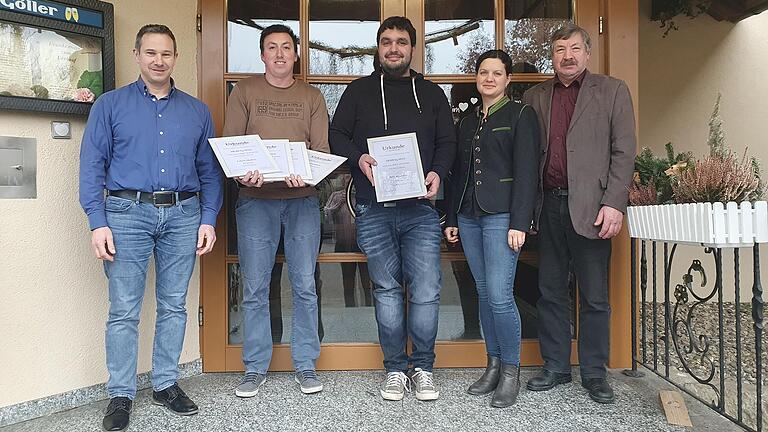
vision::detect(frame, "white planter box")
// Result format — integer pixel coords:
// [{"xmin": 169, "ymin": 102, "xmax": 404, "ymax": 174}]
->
[{"xmin": 627, "ymin": 201, "xmax": 768, "ymax": 248}]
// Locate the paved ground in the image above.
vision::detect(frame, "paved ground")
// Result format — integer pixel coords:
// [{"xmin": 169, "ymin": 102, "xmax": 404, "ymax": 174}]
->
[{"xmin": 2, "ymin": 368, "xmax": 743, "ymax": 432}]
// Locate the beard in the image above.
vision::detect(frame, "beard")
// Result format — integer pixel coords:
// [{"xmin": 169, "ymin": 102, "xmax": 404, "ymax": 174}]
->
[{"xmin": 379, "ymin": 54, "xmax": 411, "ymax": 76}]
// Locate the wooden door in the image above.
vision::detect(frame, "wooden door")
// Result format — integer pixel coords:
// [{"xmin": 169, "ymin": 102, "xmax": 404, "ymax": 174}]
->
[{"xmin": 199, "ymin": 0, "xmax": 606, "ymax": 372}]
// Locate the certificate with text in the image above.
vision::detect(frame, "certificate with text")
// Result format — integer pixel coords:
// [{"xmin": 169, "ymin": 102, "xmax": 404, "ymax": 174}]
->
[
  {"xmin": 207, "ymin": 134, "xmax": 278, "ymax": 178},
  {"xmin": 367, "ymin": 132, "xmax": 427, "ymax": 202},
  {"xmin": 304, "ymin": 150, "xmax": 347, "ymax": 186},
  {"xmin": 262, "ymin": 139, "xmax": 294, "ymax": 181},
  {"xmin": 288, "ymin": 142, "xmax": 313, "ymax": 181}
]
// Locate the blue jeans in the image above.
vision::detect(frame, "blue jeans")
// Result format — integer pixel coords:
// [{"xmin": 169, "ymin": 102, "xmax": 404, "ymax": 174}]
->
[
  {"xmin": 458, "ymin": 213, "xmax": 522, "ymax": 365},
  {"xmin": 355, "ymin": 201, "xmax": 442, "ymax": 372},
  {"xmin": 236, "ymin": 196, "xmax": 321, "ymax": 373},
  {"xmin": 103, "ymin": 195, "xmax": 200, "ymax": 399}
]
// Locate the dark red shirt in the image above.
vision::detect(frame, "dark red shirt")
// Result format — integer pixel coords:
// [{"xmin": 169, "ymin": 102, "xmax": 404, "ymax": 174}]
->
[{"xmin": 544, "ymin": 70, "xmax": 587, "ymax": 189}]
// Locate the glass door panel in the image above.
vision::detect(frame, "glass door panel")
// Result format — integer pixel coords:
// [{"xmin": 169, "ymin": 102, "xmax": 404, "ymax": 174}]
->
[
  {"xmin": 202, "ymin": 0, "xmax": 594, "ymax": 372},
  {"xmin": 227, "ymin": 0, "xmax": 301, "ymax": 74},
  {"xmin": 309, "ymin": 0, "xmax": 381, "ymax": 75},
  {"xmin": 504, "ymin": 0, "xmax": 572, "ymax": 73},
  {"xmin": 311, "ymin": 83, "xmax": 348, "ymax": 118},
  {"xmin": 423, "ymin": 0, "xmax": 495, "ymax": 74}
]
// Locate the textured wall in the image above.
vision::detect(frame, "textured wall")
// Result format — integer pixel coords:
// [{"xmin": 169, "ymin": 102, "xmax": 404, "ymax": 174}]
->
[
  {"xmin": 639, "ymin": 0, "xmax": 768, "ymax": 301},
  {"xmin": 0, "ymin": 0, "xmax": 201, "ymax": 407}
]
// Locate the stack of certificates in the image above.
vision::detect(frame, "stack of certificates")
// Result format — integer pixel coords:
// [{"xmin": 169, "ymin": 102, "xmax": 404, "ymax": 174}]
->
[{"xmin": 208, "ymin": 135, "xmax": 346, "ymax": 186}]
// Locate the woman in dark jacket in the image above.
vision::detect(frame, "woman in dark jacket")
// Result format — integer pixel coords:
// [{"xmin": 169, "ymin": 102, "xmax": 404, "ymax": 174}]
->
[{"xmin": 444, "ymin": 49, "xmax": 540, "ymax": 408}]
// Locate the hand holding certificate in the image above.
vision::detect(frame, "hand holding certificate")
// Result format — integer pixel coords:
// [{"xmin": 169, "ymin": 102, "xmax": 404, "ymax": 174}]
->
[
  {"xmin": 367, "ymin": 132, "xmax": 427, "ymax": 202},
  {"xmin": 262, "ymin": 141, "xmax": 316, "ymax": 187},
  {"xmin": 207, "ymin": 135, "xmax": 278, "ymax": 178},
  {"xmin": 288, "ymin": 142, "xmax": 313, "ymax": 181},
  {"xmin": 209, "ymin": 135, "xmax": 344, "ymax": 186},
  {"xmin": 262, "ymin": 139, "xmax": 294, "ymax": 181}
]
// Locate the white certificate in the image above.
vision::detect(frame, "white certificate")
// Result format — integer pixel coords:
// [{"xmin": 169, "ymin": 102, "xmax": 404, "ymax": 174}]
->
[
  {"xmin": 207, "ymin": 134, "xmax": 278, "ymax": 178},
  {"xmin": 304, "ymin": 150, "xmax": 347, "ymax": 186},
  {"xmin": 262, "ymin": 139, "xmax": 294, "ymax": 181},
  {"xmin": 288, "ymin": 142, "xmax": 313, "ymax": 181},
  {"xmin": 367, "ymin": 132, "xmax": 427, "ymax": 202}
]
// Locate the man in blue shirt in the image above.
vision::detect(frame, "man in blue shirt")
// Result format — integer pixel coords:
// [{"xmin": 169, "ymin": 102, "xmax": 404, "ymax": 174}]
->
[{"xmin": 79, "ymin": 24, "xmax": 222, "ymax": 432}]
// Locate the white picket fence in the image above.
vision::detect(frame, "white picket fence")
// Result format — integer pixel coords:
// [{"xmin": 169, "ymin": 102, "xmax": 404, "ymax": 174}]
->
[{"xmin": 627, "ymin": 201, "xmax": 768, "ymax": 248}]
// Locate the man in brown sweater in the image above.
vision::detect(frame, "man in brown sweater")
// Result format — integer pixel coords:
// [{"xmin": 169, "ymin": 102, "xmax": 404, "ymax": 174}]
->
[{"xmin": 222, "ymin": 24, "xmax": 330, "ymax": 398}]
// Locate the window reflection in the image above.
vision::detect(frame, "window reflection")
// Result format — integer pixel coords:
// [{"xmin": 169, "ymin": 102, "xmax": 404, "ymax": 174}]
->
[
  {"xmin": 438, "ymin": 83, "xmax": 480, "ymax": 123},
  {"xmin": 309, "ymin": 0, "xmax": 380, "ymax": 75},
  {"xmin": 227, "ymin": 0, "xmax": 300, "ymax": 73},
  {"xmin": 504, "ymin": 0, "xmax": 572, "ymax": 74},
  {"xmin": 509, "ymin": 82, "xmax": 536, "ymax": 103},
  {"xmin": 320, "ymin": 172, "xmax": 373, "ymax": 308},
  {"xmin": 311, "ymin": 83, "xmax": 347, "ymax": 119},
  {"xmin": 424, "ymin": 0, "xmax": 495, "ymax": 74},
  {"xmin": 438, "ymin": 82, "xmax": 541, "ymax": 121}
]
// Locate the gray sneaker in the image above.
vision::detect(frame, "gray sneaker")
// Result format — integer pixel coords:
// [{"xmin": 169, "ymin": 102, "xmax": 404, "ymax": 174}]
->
[
  {"xmin": 380, "ymin": 371, "xmax": 410, "ymax": 401},
  {"xmin": 235, "ymin": 372, "xmax": 266, "ymax": 398},
  {"xmin": 412, "ymin": 368, "xmax": 439, "ymax": 401},
  {"xmin": 295, "ymin": 370, "xmax": 323, "ymax": 394}
]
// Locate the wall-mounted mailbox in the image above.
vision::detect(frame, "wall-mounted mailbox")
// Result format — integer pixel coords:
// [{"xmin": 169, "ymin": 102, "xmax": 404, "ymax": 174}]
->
[{"xmin": 0, "ymin": 137, "xmax": 36, "ymax": 198}]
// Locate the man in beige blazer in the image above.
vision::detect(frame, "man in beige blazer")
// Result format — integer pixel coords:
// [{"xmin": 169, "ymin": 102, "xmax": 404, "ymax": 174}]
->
[{"xmin": 522, "ymin": 23, "xmax": 636, "ymax": 404}]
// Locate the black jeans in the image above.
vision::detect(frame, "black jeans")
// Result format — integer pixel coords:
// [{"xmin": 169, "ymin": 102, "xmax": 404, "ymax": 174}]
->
[{"xmin": 537, "ymin": 193, "xmax": 611, "ymax": 378}]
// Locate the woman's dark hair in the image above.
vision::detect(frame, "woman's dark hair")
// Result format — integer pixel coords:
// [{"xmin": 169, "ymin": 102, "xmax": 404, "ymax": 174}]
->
[{"xmin": 475, "ymin": 49, "xmax": 513, "ymax": 75}]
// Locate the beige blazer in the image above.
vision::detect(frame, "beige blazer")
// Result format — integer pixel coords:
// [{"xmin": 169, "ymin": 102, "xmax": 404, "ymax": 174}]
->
[{"xmin": 523, "ymin": 71, "xmax": 637, "ymax": 239}]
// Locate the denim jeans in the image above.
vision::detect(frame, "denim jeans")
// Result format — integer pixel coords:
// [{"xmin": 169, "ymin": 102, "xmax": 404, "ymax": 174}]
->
[
  {"xmin": 236, "ymin": 196, "xmax": 321, "ymax": 373},
  {"xmin": 103, "ymin": 195, "xmax": 200, "ymax": 399},
  {"xmin": 354, "ymin": 201, "xmax": 442, "ymax": 372},
  {"xmin": 458, "ymin": 213, "xmax": 522, "ymax": 365}
]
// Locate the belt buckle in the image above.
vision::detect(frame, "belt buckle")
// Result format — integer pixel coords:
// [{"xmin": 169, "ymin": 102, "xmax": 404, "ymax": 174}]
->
[
  {"xmin": 383, "ymin": 202, "xmax": 396, "ymax": 208},
  {"xmin": 152, "ymin": 191, "xmax": 175, "ymax": 207}
]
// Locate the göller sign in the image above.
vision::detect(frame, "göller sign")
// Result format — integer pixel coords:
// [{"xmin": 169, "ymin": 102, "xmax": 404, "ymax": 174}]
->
[
  {"xmin": 0, "ymin": 0, "xmax": 103, "ymax": 28},
  {"xmin": 1, "ymin": 0, "xmax": 59, "ymax": 16}
]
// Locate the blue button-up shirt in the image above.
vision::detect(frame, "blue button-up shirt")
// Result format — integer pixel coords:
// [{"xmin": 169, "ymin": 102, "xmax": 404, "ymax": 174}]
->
[{"xmin": 79, "ymin": 77, "xmax": 223, "ymax": 230}]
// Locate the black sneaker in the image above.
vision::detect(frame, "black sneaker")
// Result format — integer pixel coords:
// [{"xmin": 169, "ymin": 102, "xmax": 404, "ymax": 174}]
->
[
  {"xmin": 102, "ymin": 397, "xmax": 132, "ymax": 431},
  {"xmin": 152, "ymin": 383, "xmax": 199, "ymax": 416}
]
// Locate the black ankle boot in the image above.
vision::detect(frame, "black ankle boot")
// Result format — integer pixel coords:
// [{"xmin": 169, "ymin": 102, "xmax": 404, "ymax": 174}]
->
[
  {"xmin": 490, "ymin": 363, "xmax": 520, "ymax": 408},
  {"xmin": 467, "ymin": 355, "xmax": 501, "ymax": 395}
]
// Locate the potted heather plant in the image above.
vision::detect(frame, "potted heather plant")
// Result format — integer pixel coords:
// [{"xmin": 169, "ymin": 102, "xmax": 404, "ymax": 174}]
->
[{"xmin": 626, "ymin": 94, "xmax": 768, "ymax": 248}]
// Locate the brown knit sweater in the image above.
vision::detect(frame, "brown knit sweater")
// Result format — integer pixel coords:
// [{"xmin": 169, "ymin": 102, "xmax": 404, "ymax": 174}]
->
[{"xmin": 223, "ymin": 76, "xmax": 330, "ymax": 199}]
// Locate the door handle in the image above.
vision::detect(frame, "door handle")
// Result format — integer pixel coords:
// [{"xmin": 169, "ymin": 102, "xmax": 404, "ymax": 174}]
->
[{"xmin": 11, "ymin": 165, "xmax": 22, "ymax": 171}]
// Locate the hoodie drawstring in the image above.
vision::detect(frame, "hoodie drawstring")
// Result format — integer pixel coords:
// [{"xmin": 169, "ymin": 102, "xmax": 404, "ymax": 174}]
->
[
  {"xmin": 380, "ymin": 73, "xmax": 423, "ymax": 131},
  {"xmin": 380, "ymin": 73, "xmax": 388, "ymax": 131},
  {"xmin": 411, "ymin": 77, "xmax": 422, "ymax": 114}
]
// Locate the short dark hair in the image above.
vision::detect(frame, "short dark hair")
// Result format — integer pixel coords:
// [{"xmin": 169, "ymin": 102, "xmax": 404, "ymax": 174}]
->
[
  {"xmin": 475, "ymin": 49, "xmax": 513, "ymax": 75},
  {"xmin": 135, "ymin": 24, "xmax": 177, "ymax": 53},
  {"xmin": 260, "ymin": 24, "xmax": 299, "ymax": 54},
  {"xmin": 377, "ymin": 16, "xmax": 416, "ymax": 47},
  {"xmin": 550, "ymin": 23, "xmax": 591, "ymax": 53}
]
